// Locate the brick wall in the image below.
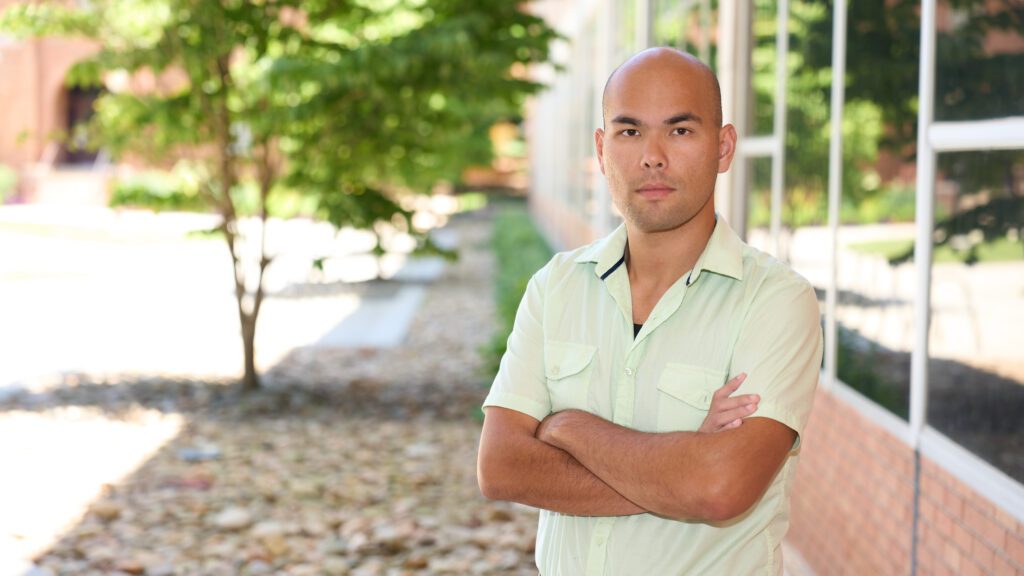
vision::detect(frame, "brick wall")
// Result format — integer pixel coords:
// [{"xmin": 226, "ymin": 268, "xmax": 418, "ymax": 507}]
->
[
  {"xmin": 787, "ymin": 387, "xmax": 1024, "ymax": 575},
  {"xmin": 916, "ymin": 458, "xmax": 1024, "ymax": 576}
]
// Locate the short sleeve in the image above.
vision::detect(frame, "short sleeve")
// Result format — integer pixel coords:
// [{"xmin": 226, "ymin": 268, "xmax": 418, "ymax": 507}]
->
[
  {"xmin": 731, "ymin": 275, "xmax": 823, "ymax": 440},
  {"xmin": 482, "ymin": 264, "xmax": 552, "ymax": 422}
]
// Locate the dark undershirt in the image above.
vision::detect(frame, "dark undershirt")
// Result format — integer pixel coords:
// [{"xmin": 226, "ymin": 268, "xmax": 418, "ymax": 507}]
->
[{"xmin": 633, "ymin": 323, "xmax": 643, "ymax": 339}]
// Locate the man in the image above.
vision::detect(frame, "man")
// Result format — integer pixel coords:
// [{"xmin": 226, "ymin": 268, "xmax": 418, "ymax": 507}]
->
[{"xmin": 477, "ymin": 47, "xmax": 823, "ymax": 575}]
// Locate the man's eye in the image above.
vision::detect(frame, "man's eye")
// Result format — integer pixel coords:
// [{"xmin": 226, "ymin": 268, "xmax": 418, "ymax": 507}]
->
[
  {"xmin": 673, "ymin": 128, "xmax": 691, "ymax": 135},
  {"xmin": 621, "ymin": 129, "xmax": 640, "ymax": 137}
]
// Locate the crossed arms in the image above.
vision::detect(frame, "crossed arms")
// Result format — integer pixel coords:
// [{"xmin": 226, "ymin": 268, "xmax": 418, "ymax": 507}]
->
[{"xmin": 477, "ymin": 375, "xmax": 797, "ymax": 522}]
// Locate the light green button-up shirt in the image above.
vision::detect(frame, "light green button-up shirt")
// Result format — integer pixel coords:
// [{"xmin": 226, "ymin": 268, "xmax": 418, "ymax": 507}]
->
[{"xmin": 484, "ymin": 217, "xmax": 823, "ymax": 576}]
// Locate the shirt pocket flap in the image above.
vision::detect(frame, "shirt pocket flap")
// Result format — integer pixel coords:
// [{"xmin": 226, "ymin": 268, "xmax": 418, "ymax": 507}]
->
[
  {"xmin": 657, "ymin": 364, "xmax": 727, "ymax": 409},
  {"xmin": 544, "ymin": 341, "xmax": 597, "ymax": 380}
]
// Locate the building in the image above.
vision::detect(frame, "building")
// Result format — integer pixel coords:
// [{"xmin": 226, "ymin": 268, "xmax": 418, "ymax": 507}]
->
[
  {"xmin": 0, "ymin": 0, "xmax": 113, "ymax": 204},
  {"xmin": 526, "ymin": 0, "xmax": 1024, "ymax": 574}
]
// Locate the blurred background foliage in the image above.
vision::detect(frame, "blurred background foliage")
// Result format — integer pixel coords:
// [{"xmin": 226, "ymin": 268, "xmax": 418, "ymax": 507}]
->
[
  {"xmin": 0, "ymin": 164, "xmax": 16, "ymax": 203},
  {"xmin": 0, "ymin": 0, "xmax": 558, "ymax": 389},
  {"xmin": 481, "ymin": 200, "xmax": 552, "ymax": 380},
  {"xmin": 748, "ymin": 0, "xmax": 1024, "ymax": 230}
]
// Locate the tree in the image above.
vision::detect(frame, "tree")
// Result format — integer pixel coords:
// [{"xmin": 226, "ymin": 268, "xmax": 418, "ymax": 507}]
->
[{"xmin": 0, "ymin": 0, "xmax": 557, "ymax": 390}]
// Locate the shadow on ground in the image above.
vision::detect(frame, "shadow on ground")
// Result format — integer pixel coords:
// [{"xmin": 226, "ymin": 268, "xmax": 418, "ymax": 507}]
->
[{"xmin": 1, "ymin": 211, "xmax": 539, "ymax": 575}]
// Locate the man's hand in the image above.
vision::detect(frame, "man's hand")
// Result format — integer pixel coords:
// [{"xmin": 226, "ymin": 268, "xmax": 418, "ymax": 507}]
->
[{"xmin": 699, "ymin": 373, "xmax": 758, "ymax": 433}]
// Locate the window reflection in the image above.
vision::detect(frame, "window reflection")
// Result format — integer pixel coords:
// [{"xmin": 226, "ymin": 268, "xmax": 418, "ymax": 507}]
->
[
  {"xmin": 751, "ymin": 0, "xmax": 777, "ymax": 136},
  {"xmin": 935, "ymin": 0, "xmax": 1024, "ymax": 121},
  {"xmin": 927, "ymin": 150, "xmax": 1024, "ymax": 482},
  {"xmin": 830, "ymin": 1, "xmax": 921, "ymax": 418},
  {"xmin": 651, "ymin": 0, "xmax": 716, "ymax": 60}
]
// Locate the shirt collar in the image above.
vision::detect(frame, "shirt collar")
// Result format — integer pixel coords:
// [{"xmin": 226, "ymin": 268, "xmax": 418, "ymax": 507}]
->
[{"xmin": 574, "ymin": 215, "xmax": 745, "ymax": 283}]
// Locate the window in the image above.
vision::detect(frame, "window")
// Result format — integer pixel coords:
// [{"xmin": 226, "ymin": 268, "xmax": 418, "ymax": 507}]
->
[
  {"xmin": 926, "ymin": 150, "xmax": 1024, "ymax": 482},
  {"xmin": 831, "ymin": 0, "xmax": 921, "ymax": 419}
]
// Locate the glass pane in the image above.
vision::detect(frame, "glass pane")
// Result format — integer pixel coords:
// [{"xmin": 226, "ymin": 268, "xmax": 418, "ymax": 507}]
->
[
  {"xmin": 569, "ymin": 18, "xmax": 597, "ymax": 218},
  {"xmin": 935, "ymin": 0, "xmax": 1024, "ymax": 122},
  {"xmin": 750, "ymin": 0, "xmax": 777, "ymax": 136},
  {"xmin": 824, "ymin": 0, "xmax": 921, "ymax": 419},
  {"xmin": 781, "ymin": 0, "xmax": 831, "ymax": 292},
  {"xmin": 927, "ymin": 150, "xmax": 1024, "ymax": 483},
  {"xmin": 651, "ymin": 0, "xmax": 718, "ymax": 62},
  {"xmin": 615, "ymin": 0, "xmax": 637, "ymax": 61},
  {"xmin": 745, "ymin": 156, "xmax": 773, "ymax": 254}
]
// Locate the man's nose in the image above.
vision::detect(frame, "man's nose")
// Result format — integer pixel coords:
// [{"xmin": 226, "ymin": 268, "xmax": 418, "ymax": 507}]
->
[{"xmin": 641, "ymin": 139, "xmax": 666, "ymax": 169}]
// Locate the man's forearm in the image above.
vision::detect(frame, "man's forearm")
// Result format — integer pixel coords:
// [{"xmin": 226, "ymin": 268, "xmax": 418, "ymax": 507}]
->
[
  {"xmin": 537, "ymin": 410, "xmax": 793, "ymax": 521},
  {"xmin": 478, "ymin": 409, "xmax": 644, "ymax": 516}
]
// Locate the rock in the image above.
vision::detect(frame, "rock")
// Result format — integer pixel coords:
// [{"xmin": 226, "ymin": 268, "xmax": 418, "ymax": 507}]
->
[
  {"xmin": 114, "ymin": 558, "xmax": 146, "ymax": 575},
  {"xmin": 404, "ymin": 442, "xmax": 440, "ymax": 458},
  {"xmin": 145, "ymin": 563, "xmax": 176, "ymax": 576},
  {"xmin": 402, "ymin": 555, "xmax": 429, "ymax": 569},
  {"xmin": 211, "ymin": 506, "xmax": 253, "ymax": 531},
  {"xmin": 288, "ymin": 565, "xmax": 320, "ymax": 576},
  {"xmin": 251, "ymin": 520, "xmax": 285, "ymax": 537},
  {"xmin": 345, "ymin": 532, "xmax": 370, "ymax": 555},
  {"xmin": 322, "ymin": 557, "xmax": 351, "ymax": 575},
  {"xmin": 260, "ymin": 534, "xmax": 288, "ymax": 558},
  {"xmin": 92, "ymin": 501, "xmax": 122, "ymax": 521},
  {"xmin": 177, "ymin": 445, "xmax": 222, "ymax": 462},
  {"xmin": 241, "ymin": 560, "xmax": 273, "ymax": 575},
  {"xmin": 317, "ymin": 537, "xmax": 348, "ymax": 556},
  {"xmin": 486, "ymin": 508, "xmax": 514, "ymax": 523},
  {"xmin": 289, "ymin": 478, "xmax": 320, "ymax": 498}
]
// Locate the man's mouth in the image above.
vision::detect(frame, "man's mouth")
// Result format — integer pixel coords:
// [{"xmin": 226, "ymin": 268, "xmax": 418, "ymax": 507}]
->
[{"xmin": 636, "ymin": 183, "xmax": 675, "ymax": 199}]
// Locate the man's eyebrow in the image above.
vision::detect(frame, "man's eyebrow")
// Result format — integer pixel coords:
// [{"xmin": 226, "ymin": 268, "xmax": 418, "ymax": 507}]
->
[
  {"xmin": 665, "ymin": 113, "xmax": 703, "ymax": 125},
  {"xmin": 609, "ymin": 115, "xmax": 641, "ymax": 125}
]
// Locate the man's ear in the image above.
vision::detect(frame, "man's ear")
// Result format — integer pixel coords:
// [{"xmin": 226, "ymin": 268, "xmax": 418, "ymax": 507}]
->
[
  {"xmin": 594, "ymin": 128, "xmax": 606, "ymax": 174},
  {"xmin": 717, "ymin": 124, "xmax": 738, "ymax": 174}
]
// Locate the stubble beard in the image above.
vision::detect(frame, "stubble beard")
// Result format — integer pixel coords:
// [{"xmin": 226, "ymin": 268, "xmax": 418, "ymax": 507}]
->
[{"xmin": 613, "ymin": 180, "xmax": 713, "ymax": 235}]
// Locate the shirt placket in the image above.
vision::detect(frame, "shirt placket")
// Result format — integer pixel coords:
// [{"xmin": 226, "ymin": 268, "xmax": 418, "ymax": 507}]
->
[
  {"xmin": 585, "ymin": 275, "xmax": 694, "ymax": 576},
  {"xmin": 585, "ymin": 321, "xmax": 648, "ymax": 575}
]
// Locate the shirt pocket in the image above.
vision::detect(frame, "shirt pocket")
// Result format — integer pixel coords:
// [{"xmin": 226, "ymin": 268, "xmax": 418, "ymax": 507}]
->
[
  {"xmin": 656, "ymin": 363, "xmax": 728, "ymax": 432},
  {"xmin": 544, "ymin": 340, "xmax": 597, "ymax": 413}
]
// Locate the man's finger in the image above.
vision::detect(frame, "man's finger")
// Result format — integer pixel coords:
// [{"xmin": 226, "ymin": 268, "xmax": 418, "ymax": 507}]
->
[
  {"xmin": 714, "ymin": 373, "xmax": 747, "ymax": 399},
  {"xmin": 715, "ymin": 394, "xmax": 760, "ymax": 412},
  {"xmin": 715, "ymin": 404, "xmax": 758, "ymax": 425}
]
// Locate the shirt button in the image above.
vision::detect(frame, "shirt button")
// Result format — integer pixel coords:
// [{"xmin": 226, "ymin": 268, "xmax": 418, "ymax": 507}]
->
[
  {"xmin": 596, "ymin": 536, "xmax": 606, "ymax": 546},
  {"xmin": 624, "ymin": 368, "xmax": 634, "ymax": 376},
  {"xmin": 551, "ymin": 366, "xmax": 560, "ymax": 376}
]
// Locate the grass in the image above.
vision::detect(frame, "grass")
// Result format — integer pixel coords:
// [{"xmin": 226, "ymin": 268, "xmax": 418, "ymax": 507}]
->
[
  {"xmin": 481, "ymin": 199, "xmax": 553, "ymax": 380},
  {"xmin": 849, "ymin": 237, "xmax": 1023, "ymax": 264}
]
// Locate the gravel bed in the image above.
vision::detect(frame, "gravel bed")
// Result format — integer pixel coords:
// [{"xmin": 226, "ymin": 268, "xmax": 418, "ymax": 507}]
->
[{"xmin": 2, "ymin": 209, "xmax": 540, "ymax": 575}]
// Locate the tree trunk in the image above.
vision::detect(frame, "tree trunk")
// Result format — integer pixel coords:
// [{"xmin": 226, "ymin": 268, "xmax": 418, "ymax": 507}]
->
[{"xmin": 240, "ymin": 313, "xmax": 260, "ymax": 391}]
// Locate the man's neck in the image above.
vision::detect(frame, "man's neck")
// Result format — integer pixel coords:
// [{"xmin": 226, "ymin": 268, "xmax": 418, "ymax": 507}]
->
[{"xmin": 625, "ymin": 212, "xmax": 716, "ymax": 291}]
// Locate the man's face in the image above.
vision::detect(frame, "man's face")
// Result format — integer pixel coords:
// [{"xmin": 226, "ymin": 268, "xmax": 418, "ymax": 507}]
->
[{"xmin": 595, "ymin": 53, "xmax": 736, "ymax": 234}]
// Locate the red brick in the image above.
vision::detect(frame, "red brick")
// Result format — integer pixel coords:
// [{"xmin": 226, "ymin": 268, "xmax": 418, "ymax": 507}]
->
[
  {"xmin": 1007, "ymin": 534, "xmax": 1024, "ymax": 565},
  {"xmin": 970, "ymin": 538, "xmax": 995, "ymax": 569},
  {"xmin": 943, "ymin": 487, "xmax": 965, "ymax": 519},
  {"xmin": 963, "ymin": 486, "xmax": 995, "ymax": 516},
  {"xmin": 934, "ymin": 560, "xmax": 957, "ymax": 576},
  {"xmin": 993, "ymin": 507, "xmax": 1017, "ymax": 533},
  {"xmin": 959, "ymin": 558, "xmax": 986, "ymax": 576},
  {"xmin": 935, "ymin": 508, "xmax": 954, "ymax": 538},
  {"xmin": 952, "ymin": 521, "xmax": 975, "ymax": 553},
  {"xmin": 992, "ymin": 554, "xmax": 1020, "ymax": 576},
  {"xmin": 964, "ymin": 501, "xmax": 1009, "ymax": 547},
  {"xmin": 944, "ymin": 541, "xmax": 963, "ymax": 572}
]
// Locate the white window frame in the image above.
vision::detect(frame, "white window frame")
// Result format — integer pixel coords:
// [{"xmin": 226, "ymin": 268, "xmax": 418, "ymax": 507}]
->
[
  {"xmin": 729, "ymin": 0, "xmax": 790, "ymax": 259},
  {"xmin": 913, "ymin": 0, "xmax": 1024, "ymax": 523}
]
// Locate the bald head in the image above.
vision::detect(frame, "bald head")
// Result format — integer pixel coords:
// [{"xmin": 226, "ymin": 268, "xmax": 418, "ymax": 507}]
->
[{"xmin": 602, "ymin": 47, "xmax": 723, "ymax": 128}]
